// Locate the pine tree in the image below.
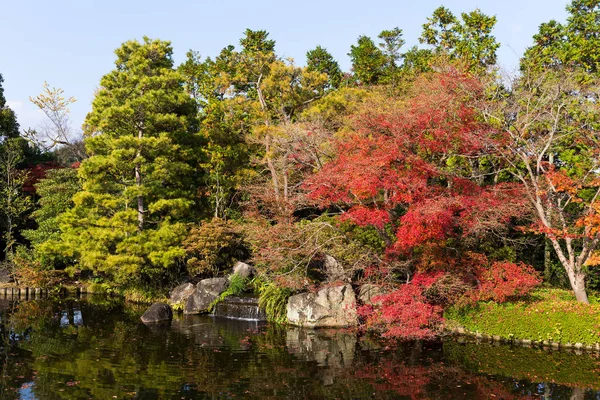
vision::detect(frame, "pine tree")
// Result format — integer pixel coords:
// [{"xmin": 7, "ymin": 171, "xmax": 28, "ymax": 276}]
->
[{"xmin": 59, "ymin": 37, "xmax": 201, "ymax": 285}]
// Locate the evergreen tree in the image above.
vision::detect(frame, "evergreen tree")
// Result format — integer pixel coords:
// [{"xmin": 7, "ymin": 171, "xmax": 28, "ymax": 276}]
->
[
  {"xmin": 306, "ymin": 46, "xmax": 343, "ymax": 89},
  {"xmin": 419, "ymin": 7, "xmax": 499, "ymax": 72},
  {"xmin": 522, "ymin": 0, "xmax": 600, "ymax": 74},
  {"xmin": 22, "ymin": 168, "xmax": 80, "ymax": 267},
  {"xmin": 348, "ymin": 36, "xmax": 387, "ymax": 85},
  {"xmin": 0, "ymin": 73, "xmax": 20, "ymax": 141},
  {"xmin": 58, "ymin": 37, "xmax": 200, "ymax": 285}
]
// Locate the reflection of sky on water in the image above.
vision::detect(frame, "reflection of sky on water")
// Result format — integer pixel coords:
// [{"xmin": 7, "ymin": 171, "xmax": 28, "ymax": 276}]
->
[
  {"xmin": 18, "ymin": 382, "xmax": 35, "ymax": 400},
  {"xmin": 60, "ymin": 309, "xmax": 83, "ymax": 327}
]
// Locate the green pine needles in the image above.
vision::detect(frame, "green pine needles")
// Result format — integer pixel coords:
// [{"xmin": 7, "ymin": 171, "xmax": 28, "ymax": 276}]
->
[{"xmin": 55, "ymin": 37, "xmax": 203, "ymax": 286}]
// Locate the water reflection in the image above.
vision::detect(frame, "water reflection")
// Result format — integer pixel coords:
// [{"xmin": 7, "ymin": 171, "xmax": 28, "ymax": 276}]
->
[{"xmin": 0, "ymin": 297, "xmax": 598, "ymax": 399}]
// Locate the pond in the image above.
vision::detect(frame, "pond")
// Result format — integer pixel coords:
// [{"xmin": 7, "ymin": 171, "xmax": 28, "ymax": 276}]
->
[{"xmin": 0, "ymin": 297, "xmax": 599, "ymax": 399}]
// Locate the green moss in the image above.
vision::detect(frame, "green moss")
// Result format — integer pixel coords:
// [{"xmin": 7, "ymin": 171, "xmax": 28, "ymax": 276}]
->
[{"xmin": 446, "ymin": 288, "xmax": 600, "ymax": 345}]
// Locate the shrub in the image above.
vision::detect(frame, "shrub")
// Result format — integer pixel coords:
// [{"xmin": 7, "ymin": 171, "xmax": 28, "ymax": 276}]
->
[
  {"xmin": 11, "ymin": 247, "xmax": 67, "ymax": 288},
  {"xmin": 423, "ymin": 272, "xmax": 471, "ymax": 306},
  {"xmin": 183, "ymin": 218, "xmax": 249, "ymax": 277},
  {"xmin": 467, "ymin": 261, "xmax": 541, "ymax": 304},
  {"xmin": 359, "ymin": 274, "xmax": 444, "ymax": 339},
  {"xmin": 253, "ymin": 278, "xmax": 293, "ymax": 323}
]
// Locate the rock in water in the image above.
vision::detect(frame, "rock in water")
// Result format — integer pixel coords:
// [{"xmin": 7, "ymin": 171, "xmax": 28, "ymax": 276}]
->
[
  {"xmin": 231, "ymin": 261, "xmax": 255, "ymax": 279},
  {"xmin": 286, "ymin": 284, "xmax": 357, "ymax": 328},
  {"xmin": 184, "ymin": 278, "xmax": 229, "ymax": 315},
  {"xmin": 140, "ymin": 303, "xmax": 173, "ymax": 324},
  {"xmin": 169, "ymin": 282, "xmax": 195, "ymax": 305}
]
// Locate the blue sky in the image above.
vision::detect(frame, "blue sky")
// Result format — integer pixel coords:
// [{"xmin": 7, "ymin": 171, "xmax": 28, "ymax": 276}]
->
[{"xmin": 1, "ymin": 0, "xmax": 569, "ymax": 133}]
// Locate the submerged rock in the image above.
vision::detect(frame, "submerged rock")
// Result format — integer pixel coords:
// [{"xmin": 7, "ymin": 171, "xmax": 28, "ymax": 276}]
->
[
  {"xmin": 169, "ymin": 282, "xmax": 195, "ymax": 305},
  {"xmin": 231, "ymin": 261, "xmax": 255, "ymax": 279},
  {"xmin": 286, "ymin": 284, "xmax": 357, "ymax": 328},
  {"xmin": 140, "ymin": 303, "xmax": 173, "ymax": 324},
  {"xmin": 184, "ymin": 277, "xmax": 229, "ymax": 315}
]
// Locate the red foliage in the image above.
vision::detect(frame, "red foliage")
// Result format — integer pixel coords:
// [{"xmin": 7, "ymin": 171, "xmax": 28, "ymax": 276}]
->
[
  {"xmin": 359, "ymin": 273, "xmax": 444, "ymax": 339},
  {"xmin": 469, "ymin": 261, "xmax": 541, "ymax": 304},
  {"xmin": 306, "ymin": 69, "xmax": 530, "ymax": 263},
  {"xmin": 305, "ymin": 68, "xmax": 540, "ymax": 339},
  {"xmin": 22, "ymin": 162, "xmax": 61, "ymax": 193}
]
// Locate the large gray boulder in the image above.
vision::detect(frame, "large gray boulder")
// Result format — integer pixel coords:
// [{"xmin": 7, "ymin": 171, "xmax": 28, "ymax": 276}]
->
[
  {"xmin": 231, "ymin": 261, "xmax": 255, "ymax": 279},
  {"xmin": 184, "ymin": 277, "xmax": 229, "ymax": 315},
  {"xmin": 169, "ymin": 282, "xmax": 195, "ymax": 306},
  {"xmin": 286, "ymin": 284, "xmax": 357, "ymax": 328},
  {"xmin": 140, "ymin": 303, "xmax": 173, "ymax": 324}
]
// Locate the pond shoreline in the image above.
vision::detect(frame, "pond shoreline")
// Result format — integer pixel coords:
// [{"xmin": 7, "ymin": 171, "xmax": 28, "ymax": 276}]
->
[{"xmin": 444, "ymin": 326, "xmax": 600, "ymax": 354}]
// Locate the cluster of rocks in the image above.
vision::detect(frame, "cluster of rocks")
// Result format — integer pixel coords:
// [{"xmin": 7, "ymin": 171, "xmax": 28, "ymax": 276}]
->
[
  {"xmin": 141, "ymin": 258, "xmax": 386, "ymax": 329},
  {"xmin": 140, "ymin": 261, "xmax": 254, "ymax": 324}
]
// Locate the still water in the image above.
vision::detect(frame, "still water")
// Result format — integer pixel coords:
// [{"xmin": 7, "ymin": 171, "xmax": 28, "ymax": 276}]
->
[{"xmin": 0, "ymin": 296, "xmax": 599, "ymax": 399}]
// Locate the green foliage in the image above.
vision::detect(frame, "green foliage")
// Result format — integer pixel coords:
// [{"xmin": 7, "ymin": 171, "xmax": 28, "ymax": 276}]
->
[
  {"xmin": 446, "ymin": 288, "xmax": 600, "ymax": 344},
  {"xmin": 183, "ymin": 218, "xmax": 249, "ymax": 277},
  {"xmin": 0, "ymin": 138, "xmax": 32, "ymax": 258},
  {"xmin": 253, "ymin": 278, "xmax": 292, "ymax": 323},
  {"xmin": 420, "ymin": 6, "xmax": 499, "ymax": 72},
  {"xmin": 300, "ymin": 86, "xmax": 370, "ymax": 132},
  {"xmin": 0, "ymin": 73, "xmax": 20, "ymax": 141},
  {"xmin": 122, "ymin": 286, "xmax": 167, "ymax": 304},
  {"xmin": 306, "ymin": 45, "xmax": 343, "ymax": 89},
  {"xmin": 522, "ymin": 0, "xmax": 600, "ymax": 74},
  {"xmin": 209, "ymin": 273, "xmax": 248, "ymax": 311},
  {"xmin": 348, "ymin": 36, "xmax": 387, "ymax": 85},
  {"xmin": 22, "ymin": 168, "xmax": 80, "ymax": 268}
]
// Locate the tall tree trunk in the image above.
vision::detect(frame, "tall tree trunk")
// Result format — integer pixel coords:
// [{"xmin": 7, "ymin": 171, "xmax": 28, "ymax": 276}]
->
[
  {"xmin": 136, "ymin": 128, "xmax": 144, "ymax": 231},
  {"xmin": 544, "ymin": 238, "xmax": 552, "ymax": 283},
  {"xmin": 571, "ymin": 271, "xmax": 589, "ymax": 304},
  {"xmin": 548, "ymin": 238, "xmax": 589, "ymax": 304}
]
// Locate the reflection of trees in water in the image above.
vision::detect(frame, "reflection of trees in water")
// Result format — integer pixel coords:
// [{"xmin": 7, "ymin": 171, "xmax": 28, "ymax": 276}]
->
[{"xmin": 0, "ymin": 299, "xmax": 597, "ymax": 399}]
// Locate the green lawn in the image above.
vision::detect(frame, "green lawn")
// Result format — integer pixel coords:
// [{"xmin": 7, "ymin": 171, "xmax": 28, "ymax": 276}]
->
[{"xmin": 445, "ymin": 288, "xmax": 600, "ymax": 345}]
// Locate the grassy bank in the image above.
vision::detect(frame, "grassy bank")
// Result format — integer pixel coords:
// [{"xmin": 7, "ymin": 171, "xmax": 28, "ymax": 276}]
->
[{"xmin": 445, "ymin": 288, "xmax": 600, "ymax": 346}]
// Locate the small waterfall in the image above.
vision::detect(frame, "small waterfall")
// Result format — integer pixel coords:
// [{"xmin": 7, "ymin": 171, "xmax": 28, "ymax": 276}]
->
[{"xmin": 212, "ymin": 295, "xmax": 267, "ymax": 321}]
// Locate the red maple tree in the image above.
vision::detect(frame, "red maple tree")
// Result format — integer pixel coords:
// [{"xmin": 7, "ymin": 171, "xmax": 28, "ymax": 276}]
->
[{"xmin": 306, "ymin": 68, "xmax": 540, "ymax": 337}]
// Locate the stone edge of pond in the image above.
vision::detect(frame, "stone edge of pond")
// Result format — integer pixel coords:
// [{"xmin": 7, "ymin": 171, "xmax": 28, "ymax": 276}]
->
[{"xmin": 445, "ymin": 326, "xmax": 600, "ymax": 354}]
